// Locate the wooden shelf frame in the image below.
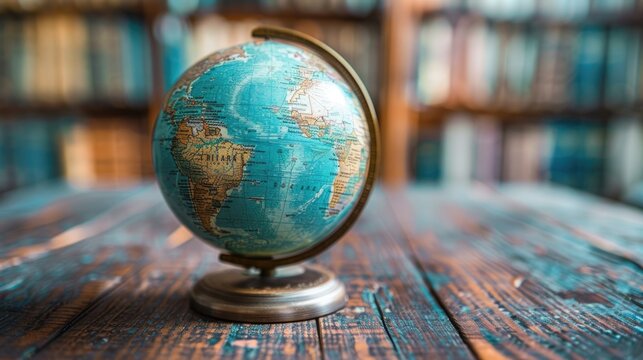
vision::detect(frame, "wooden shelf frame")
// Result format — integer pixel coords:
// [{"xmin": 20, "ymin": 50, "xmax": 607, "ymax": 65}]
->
[{"xmin": 416, "ymin": 103, "xmax": 643, "ymax": 122}]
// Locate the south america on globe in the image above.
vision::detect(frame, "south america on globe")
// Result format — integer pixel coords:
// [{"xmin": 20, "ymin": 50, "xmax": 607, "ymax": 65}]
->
[{"xmin": 153, "ymin": 37, "xmax": 371, "ymax": 258}]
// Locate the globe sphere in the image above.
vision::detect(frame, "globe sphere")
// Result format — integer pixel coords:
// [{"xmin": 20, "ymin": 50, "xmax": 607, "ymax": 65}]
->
[{"xmin": 153, "ymin": 39, "xmax": 371, "ymax": 257}]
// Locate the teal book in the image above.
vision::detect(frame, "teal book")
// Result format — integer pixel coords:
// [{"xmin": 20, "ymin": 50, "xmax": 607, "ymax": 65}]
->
[
  {"xmin": 503, "ymin": 28, "xmax": 538, "ymax": 104},
  {"xmin": 605, "ymin": 28, "xmax": 640, "ymax": 106},
  {"xmin": 1, "ymin": 18, "xmax": 26, "ymax": 102},
  {"xmin": 577, "ymin": 122, "xmax": 605, "ymax": 192},
  {"xmin": 591, "ymin": 0, "xmax": 636, "ymax": 14},
  {"xmin": 87, "ymin": 17, "xmax": 108, "ymax": 100},
  {"xmin": 573, "ymin": 27, "xmax": 605, "ymax": 108},
  {"xmin": 546, "ymin": 120, "xmax": 605, "ymax": 194},
  {"xmin": 547, "ymin": 121, "xmax": 579, "ymax": 189},
  {"xmin": 158, "ymin": 15, "xmax": 190, "ymax": 92},
  {"xmin": 415, "ymin": 131, "xmax": 442, "ymax": 182},
  {"xmin": 121, "ymin": 17, "xmax": 151, "ymax": 103},
  {"xmin": 344, "ymin": 0, "xmax": 379, "ymax": 15},
  {"xmin": 8, "ymin": 120, "xmax": 62, "ymax": 188}
]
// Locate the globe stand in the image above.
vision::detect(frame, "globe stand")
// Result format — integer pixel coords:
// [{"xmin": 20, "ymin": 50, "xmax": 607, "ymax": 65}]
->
[
  {"xmin": 187, "ymin": 25, "xmax": 379, "ymax": 323},
  {"xmin": 190, "ymin": 264, "xmax": 346, "ymax": 323}
]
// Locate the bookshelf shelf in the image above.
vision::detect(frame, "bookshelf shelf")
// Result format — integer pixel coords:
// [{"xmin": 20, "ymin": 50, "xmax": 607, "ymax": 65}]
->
[
  {"xmin": 0, "ymin": 103, "xmax": 149, "ymax": 118},
  {"xmin": 419, "ymin": 8, "xmax": 643, "ymax": 27},
  {"xmin": 384, "ymin": 0, "xmax": 643, "ymax": 195},
  {"xmin": 415, "ymin": 103, "xmax": 641, "ymax": 122}
]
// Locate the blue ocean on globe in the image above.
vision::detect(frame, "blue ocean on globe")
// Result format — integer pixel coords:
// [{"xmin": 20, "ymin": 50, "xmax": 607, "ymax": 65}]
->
[{"xmin": 153, "ymin": 39, "xmax": 370, "ymax": 257}]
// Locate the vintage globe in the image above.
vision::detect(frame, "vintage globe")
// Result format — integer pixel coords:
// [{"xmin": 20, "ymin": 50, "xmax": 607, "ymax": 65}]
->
[{"xmin": 153, "ymin": 34, "xmax": 375, "ymax": 259}]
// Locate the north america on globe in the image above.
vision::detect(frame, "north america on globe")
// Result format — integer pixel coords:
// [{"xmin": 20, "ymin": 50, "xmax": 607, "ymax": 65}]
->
[{"xmin": 153, "ymin": 39, "xmax": 370, "ymax": 257}]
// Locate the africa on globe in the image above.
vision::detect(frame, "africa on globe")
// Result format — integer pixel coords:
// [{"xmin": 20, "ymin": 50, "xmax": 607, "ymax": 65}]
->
[{"xmin": 152, "ymin": 28, "xmax": 374, "ymax": 259}]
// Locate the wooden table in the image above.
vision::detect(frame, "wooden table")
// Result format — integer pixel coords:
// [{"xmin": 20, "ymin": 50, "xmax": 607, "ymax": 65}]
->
[{"xmin": 1, "ymin": 183, "xmax": 641, "ymax": 359}]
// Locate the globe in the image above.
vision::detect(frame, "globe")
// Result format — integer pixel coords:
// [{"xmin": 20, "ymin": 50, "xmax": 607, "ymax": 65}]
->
[{"xmin": 153, "ymin": 36, "xmax": 374, "ymax": 258}]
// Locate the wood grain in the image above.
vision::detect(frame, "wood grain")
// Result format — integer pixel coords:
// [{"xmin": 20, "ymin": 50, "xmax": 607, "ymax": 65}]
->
[
  {"xmin": 389, "ymin": 186, "xmax": 643, "ymax": 360},
  {"xmin": 1, "ymin": 183, "xmax": 641, "ymax": 359},
  {"xmin": 0, "ymin": 187, "xmax": 169, "ymax": 358},
  {"xmin": 26, "ymin": 201, "xmax": 321, "ymax": 359},
  {"xmin": 0, "ymin": 183, "xmax": 78, "ymax": 220},
  {"xmin": 316, "ymin": 190, "xmax": 473, "ymax": 359},
  {"xmin": 37, "ymin": 241, "xmax": 321, "ymax": 359},
  {"xmin": 499, "ymin": 185, "xmax": 643, "ymax": 267},
  {"xmin": 0, "ymin": 187, "xmax": 146, "ymax": 258}
]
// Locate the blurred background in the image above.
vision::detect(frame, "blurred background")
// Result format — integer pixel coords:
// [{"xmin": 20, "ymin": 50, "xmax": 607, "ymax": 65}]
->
[{"xmin": 0, "ymin": 0, "xmax": 642, "ymax": 207}]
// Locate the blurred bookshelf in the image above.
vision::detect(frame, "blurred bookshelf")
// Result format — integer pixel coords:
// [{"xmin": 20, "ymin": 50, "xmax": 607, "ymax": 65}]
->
[
  {"xmin": 396, "ymin": 0, "xmax": 643, "ymax": 206},
  {"xmin": 0, "ymin": 0, "xmax": 382, "ymax": 193},
  {"xmin": 0, "ymin": 0, "xmax": 642, "ymax": 207}
]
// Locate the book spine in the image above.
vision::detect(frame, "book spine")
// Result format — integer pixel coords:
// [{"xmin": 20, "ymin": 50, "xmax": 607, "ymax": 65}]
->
[
  {"xmin": 442, "ymin": 114, "xmax": 475, "ymax": 184},
  {"xmin": 503, "ymin": 123, "xmax": 545, "ymax": 182},
  {"xmin": 416, "ymin": 17, "xmax": 453, "ymax": 105},
  {"xmin": 414, "ymin": 127, "xmax": 442, "ymax": 182},
  {"xmin": 474, "ymin": 118, "xmax": 501, "ymax": 183},
  {"xmin": 573, "ymin": 26, "xmax": 605, "ymax": 108},
  {"xmin": 606, "ymin": 28, "xmax": 641, "ymax": 107},
  {"xmin": 606, "ymin": 116, "xmax": 643, "ymax": 196}
]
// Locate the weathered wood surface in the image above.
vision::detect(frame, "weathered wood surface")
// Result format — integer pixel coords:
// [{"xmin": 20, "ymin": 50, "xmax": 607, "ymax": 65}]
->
[
  {"xmin": 389, "ymin": 185, "xmax": 643, "ymax": 360},
  {"xmin": 0, "ymin": 183, "xmax": 641, "ymax": 359},
  {"xmin": 315, "ymin": 190, "xmax": 473, "ymax": 359},
  {"xmin": 499, "ymin": 185, "xmax": 643, "ymax": 267}
]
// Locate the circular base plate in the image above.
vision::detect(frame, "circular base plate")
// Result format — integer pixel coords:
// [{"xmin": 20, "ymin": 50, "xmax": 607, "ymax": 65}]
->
[{"xmin": 190, "ymin": 265, "xmax": 347, "ymax": 323}]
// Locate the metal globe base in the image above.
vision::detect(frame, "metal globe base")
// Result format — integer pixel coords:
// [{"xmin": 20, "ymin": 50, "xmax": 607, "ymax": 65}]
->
[{"xmin": 190, "ymin": 265, "xmax": 347, "ymax": 323}]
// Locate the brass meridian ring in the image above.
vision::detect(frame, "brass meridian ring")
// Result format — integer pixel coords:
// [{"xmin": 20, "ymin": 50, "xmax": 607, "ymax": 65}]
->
[{"xmin": 219, "ymin": 26, "xmax": 380, "ymax": 270}]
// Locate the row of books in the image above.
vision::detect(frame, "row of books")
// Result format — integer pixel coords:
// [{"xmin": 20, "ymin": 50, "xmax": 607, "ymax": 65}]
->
[
  {"xmin": 0, "ymin": 0, "xmax": 380, "ymax": 15},
  {"xmin": 4, "ymin": 0, "xmax": 639, "ymax": 19},
  {"xmin": 0, "ymin": 14, "xmax": 151, "ymax": 105},
  {"xmin": 414, "ymin": 115, "xmax": 643, "ymax": 197},
  {"xmin": 0, "ymin": 118, "xmax": 146, "ymax": 193},
  {"xmin": 0, "ymin": 0, "xmax": 145, "ymax": 11},
  {"xmin": 416, "ymin": 16, "xmax": 643, "ymax": 108},
  {"xmin": 165, "ymin": 0, "xmax": 380, "ymax": 15},
  {"xmin": 62, "ymin": 119, "xmax": 146, "ymax": 185},
  {"xmin": 157, "ymin": 14, "xmax": 380, "ymax": 100},
  {"xmin": 422, "ymin": 0, "xmax": 643, "ymax": 19}
]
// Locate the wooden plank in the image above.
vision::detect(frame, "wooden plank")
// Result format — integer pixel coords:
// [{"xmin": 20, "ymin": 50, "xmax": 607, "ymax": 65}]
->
[
  {"xmin": 316, "ymin": 189, "xmax": 474, "ymax": 359},
  {"xmin": 0, "ymin": 185, "xmax": 169, "ymax": 359},
  {"xmin": 499, "ymin": 184, "xmax": 643, "ymax": 267},
  {"xmin": 0, "ymin": 187, "xmax": 162, "ymax": 271},
  {"xmin": 390, "ymin": 186, "xmax": 643, "ymax": 360},
  {"xmin": 37, "ymin": 242, "xmax": 321, "ymax": 359},
  {"xmin": 0, "ymin": 182, "xmax": 79, "ymax": 220},
  {"xmin": 0, "ymin": 187, "xmax": 145, "ymax": 257}
]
